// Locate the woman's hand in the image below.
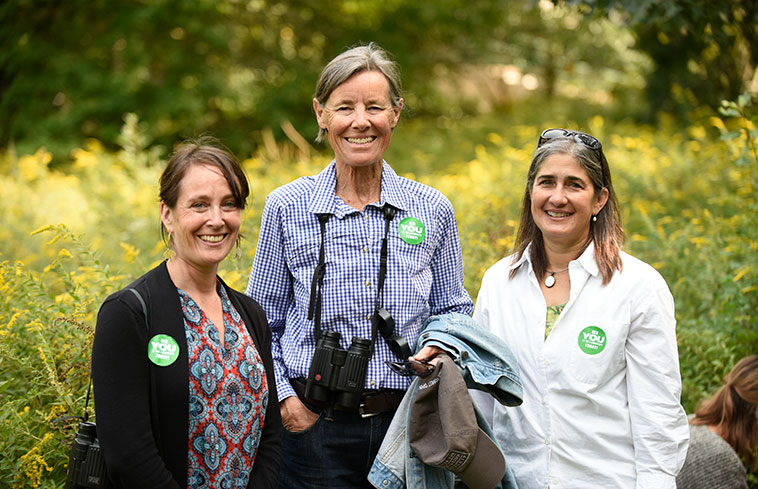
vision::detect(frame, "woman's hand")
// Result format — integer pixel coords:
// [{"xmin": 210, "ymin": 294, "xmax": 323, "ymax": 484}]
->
[
  {"xmin": 411, "ymin": 345, "xmax": 448, "ymax": 365},
  {"xmin": 280, "ymin": 396, "xmax": 319, "ymax": 433}
]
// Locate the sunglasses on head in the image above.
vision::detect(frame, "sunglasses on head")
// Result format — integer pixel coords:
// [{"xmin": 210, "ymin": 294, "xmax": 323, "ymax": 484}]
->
[
  {"xmin": 538, "ymin": 128, "xmax": 602, "ymax": 151},
  {"xmin": 538, "ymin": 128, "xmax": 607, "ymax": 187}
]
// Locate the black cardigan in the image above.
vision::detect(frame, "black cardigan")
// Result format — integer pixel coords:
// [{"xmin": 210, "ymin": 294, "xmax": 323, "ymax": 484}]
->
[{"xmin": 92, "ymin": 262, "xmax": 281, "ymax": 488}]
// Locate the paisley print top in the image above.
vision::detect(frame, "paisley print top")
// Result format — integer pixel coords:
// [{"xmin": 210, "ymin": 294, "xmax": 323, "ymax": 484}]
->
[{"xmin": 178, "ymin": 281, "xmax": 268, "ymax": 489}]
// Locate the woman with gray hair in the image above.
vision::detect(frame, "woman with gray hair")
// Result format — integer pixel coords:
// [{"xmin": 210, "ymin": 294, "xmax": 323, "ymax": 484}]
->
[
  {"xmin": 471, "ymin": 129, "xmax": 690, "ymax": 488},
  {"xmin": 246, "ymin": 43, "xmax": 472, "ymax": 487}
]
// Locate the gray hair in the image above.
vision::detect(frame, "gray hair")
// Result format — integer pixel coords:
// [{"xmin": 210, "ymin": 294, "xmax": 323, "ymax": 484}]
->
[{"xmin": 314, "ymin": 42, "xmax": 403, "ymax": 143}]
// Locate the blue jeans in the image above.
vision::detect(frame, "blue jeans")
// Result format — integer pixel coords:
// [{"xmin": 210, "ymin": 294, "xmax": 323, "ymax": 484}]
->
[{"xmin": 278, "ymin": 404, "xmax": 394, "ymax": 489}]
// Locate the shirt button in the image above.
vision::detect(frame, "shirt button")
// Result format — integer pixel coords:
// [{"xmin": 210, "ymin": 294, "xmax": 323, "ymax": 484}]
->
[
  {"xmin": 362, "ymin": 246, "xmax": 369, "ymax": 253},
  {"xmin": 551, "ymin": 478, "xmax": 559, "ymax": 485},
  {"xmin": 364, "ymin": 214, "xmax": 369, "ymax": 220},
  {"xmin": 370, "ymin": 380, "xmax": 376, "ymax": 387},
  {"xmin": 366, "ymin": 313, "xmax": 372, "ymax": 321},
  {"xmin": 541, "ymin": 398, "xmax": 546, "ymax": 405},
  {"xmin": 365, "ymin": 280, "xmax": 371, "ymax": 287},
  {"xmin": 544, "ymin": 439, "xmax": 550, "ymax": 445}
]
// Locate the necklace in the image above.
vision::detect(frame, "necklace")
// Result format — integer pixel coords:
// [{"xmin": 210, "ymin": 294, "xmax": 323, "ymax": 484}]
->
[{"xmin": 544, "ymin": 268, "xmax": 568, "ymax": 288}]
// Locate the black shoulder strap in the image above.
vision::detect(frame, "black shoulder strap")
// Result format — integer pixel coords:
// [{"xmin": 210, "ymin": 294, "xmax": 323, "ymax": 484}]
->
[
  {"xmin": 124, "ymin": 286, "xmax": 163, "ymax": 452},
  {"xmin": 374, "ymin": 204, "xmax": 397, "ymax": 312},
  {"xmin": 307, "ymin": 213, "xmax": 330, "ymax": 341},
  {"xmin": 127, "ymin": 288, "xmax": 149, "ymax": 330},
  {"xmin": 85, "ymin": 287, "xmax": 150, "ymax": 422}
]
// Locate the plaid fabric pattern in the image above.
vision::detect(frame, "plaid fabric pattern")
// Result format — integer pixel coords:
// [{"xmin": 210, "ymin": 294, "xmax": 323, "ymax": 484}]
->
[{"xmin": 246, "ymin": 161, "xmax": 473, "ymax": 401}]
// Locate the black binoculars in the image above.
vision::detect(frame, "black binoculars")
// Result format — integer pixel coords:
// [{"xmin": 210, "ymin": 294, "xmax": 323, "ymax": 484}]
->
[{"xmin": 305, "ymin": 331, "xmax": 371, "ymax": 413}]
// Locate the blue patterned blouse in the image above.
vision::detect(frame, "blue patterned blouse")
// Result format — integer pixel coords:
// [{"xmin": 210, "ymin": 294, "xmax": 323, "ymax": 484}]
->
[{"xmin": 178, "ymin": 281, "xmax": 268, "ymax": 489}]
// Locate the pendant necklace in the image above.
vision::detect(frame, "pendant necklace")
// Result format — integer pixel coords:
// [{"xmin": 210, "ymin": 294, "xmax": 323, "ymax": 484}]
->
[{"xmin": 544, "ymin": 268, "xmax": 568, "ymax": 288}]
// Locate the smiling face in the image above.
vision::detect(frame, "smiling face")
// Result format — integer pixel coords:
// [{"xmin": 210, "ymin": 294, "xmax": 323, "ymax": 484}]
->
[
  {"xmin": 160, "ymin": 163, "xmax": 241, "ymax": 274},
  {"xmin": 530, "ymin": 153, "xmax": 609, "ymax": 249},
  {"xmin": 314, "ymin": 70, "xmax": 403, "ymax": 170}
]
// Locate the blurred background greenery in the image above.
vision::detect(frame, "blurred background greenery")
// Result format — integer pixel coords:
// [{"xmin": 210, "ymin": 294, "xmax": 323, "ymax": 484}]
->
[
  {"xmin": 2, "ymin": 0, "xmax": 756, "ymax": 160},
  {"xmin": 1, "ymin": 0, "xmax": 757, "ymax": 487}
]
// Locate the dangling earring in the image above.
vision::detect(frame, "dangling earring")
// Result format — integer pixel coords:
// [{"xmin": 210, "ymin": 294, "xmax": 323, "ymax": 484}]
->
[
  {"xmin": 164, "ymin": 232, "xmax": 175, "ymax": 260},
  {"xmin": 592, "ymin": 215, "xmax": 598, "ymax": 222},
  {"xmin": 235, "ymin": 236, "xmax": 242, "ymax": 260}
]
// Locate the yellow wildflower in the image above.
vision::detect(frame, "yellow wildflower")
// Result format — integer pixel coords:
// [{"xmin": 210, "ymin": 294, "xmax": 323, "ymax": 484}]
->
[
  {"xmin": 733, "ymin": 267, "xmax": 750, "ymax": 282},
  {"xmin": 120, "ymin": 242, "xmax": 141, "ymax": 263}
]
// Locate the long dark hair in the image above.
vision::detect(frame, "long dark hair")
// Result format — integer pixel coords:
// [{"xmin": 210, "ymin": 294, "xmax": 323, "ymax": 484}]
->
[
  {"xmin": 691, "ymin": 355, "xmax": 758, "ymax": 465},
  {"xmin": 510, "ymin": 137, "xmax": 624, "ymax": 284}
]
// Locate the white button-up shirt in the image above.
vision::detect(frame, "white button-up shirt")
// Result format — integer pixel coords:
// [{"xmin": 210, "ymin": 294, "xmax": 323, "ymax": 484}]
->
[{"xmin": 471, "ymin": 243, "xmax": 689, "ymax": 489}]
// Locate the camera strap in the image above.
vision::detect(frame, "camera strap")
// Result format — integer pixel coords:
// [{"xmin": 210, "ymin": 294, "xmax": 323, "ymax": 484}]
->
[
  {"xmin": 307, "ymin": 204, "xmax": 411, "ymax": 360},
  {"xmin": 373, "ymin": 204, "xmax": 395, "ymax": 314},
  {"xmin": 307, "ymin": 213, "xmax": 330, "ymax": 342}
]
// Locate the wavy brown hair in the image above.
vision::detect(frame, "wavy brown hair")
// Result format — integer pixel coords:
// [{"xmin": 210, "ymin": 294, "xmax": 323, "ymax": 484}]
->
[
  {"xmin": 510, "ymin": 136, "xmax": 624, "ymax": 284},
  {"xmin": 691, "ymin": 355, "xmax": 758, "ymax": 466}
]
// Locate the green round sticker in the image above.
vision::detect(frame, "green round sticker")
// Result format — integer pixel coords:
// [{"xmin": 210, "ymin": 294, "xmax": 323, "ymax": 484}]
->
[
  {"xmin": 578, "ymin": 326, "xmax": 606, "ymax": 355},
  {"xmin": 398, "ymin": 217, "xmax": 426, "ymax": 245},
  {"xmin": 148, "ymin": 334, "xmax": 180, "ymax": 366}
]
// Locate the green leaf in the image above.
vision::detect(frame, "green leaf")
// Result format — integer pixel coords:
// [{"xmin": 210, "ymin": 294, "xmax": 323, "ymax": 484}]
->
[{"xmin": 737, "ymin": 92, "xmax": 751, "ymax": 108}]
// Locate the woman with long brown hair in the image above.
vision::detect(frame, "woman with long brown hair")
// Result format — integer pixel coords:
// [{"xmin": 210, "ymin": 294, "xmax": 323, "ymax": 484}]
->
[
  {"xmin": 677, "ymin": 355, "xmax": 758, "ymax": 489},
  {"xmin": 471, "ymin": 128, "xmax": 689, "ymax": 488}
]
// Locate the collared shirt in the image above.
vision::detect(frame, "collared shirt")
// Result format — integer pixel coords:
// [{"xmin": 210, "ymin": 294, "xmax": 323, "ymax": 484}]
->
[
  {"xmin": 472, "ymin": 242, "xmax": 689, "ymax": 489},
  {"xmin": 246, "ymin": 161, "xmax": 473, "ymax": 401}
]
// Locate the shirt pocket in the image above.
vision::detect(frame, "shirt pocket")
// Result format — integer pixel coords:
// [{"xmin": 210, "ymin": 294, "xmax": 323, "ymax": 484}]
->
[
  {"xmin": 567, "ymin": 318, "xmax": 629, "ymax": 385},
  {"xmin": 286, "ymin": 226, "xmax": 354, "ymax": 283},
  {"xmin": 388, "ymin": 233, "xmax": 434, "ymax": 301}
]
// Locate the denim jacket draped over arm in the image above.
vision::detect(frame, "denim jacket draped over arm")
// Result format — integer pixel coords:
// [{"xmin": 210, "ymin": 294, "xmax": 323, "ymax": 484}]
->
[{"xmin": 368, "ymin": 313, "xmax": 523, "ymax": 489}]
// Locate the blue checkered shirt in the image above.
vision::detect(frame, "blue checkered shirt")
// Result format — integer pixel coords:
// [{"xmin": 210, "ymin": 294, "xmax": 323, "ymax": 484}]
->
[{"xmin": 246, "ymin": 161, "xmax": 473, "ymax": 401}]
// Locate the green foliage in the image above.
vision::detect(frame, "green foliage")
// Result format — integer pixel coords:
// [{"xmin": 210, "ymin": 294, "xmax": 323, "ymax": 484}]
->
[
  {"xmin": 0, "ymin": 226, "xmax": 122, "ymax": 488},
  {"xmin": 1, "ymin": 0, "xmax": 648, "ymax": 161},
  {"xmin": 2, "ymin": 97, "xmax": 758, "ymax": 485},
  {"xmin": 568, "ymin": 0, "xmax": 758, "ymax": 117}
]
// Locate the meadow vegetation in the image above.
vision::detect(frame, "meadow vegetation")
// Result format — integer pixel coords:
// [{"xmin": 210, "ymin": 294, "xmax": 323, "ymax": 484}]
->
[{"xmin": 1, "ymin": 97, "xmax": 757, "ymax": 486}]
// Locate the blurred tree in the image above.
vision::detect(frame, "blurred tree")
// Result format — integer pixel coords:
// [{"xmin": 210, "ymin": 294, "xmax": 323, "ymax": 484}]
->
[
  {"xmin": 566, "ymin": 0, "xmax": 758, "ymax": 116},
  {"xmin": 0, "ymin": 0, "xmax": 646, "ymax": 161}
]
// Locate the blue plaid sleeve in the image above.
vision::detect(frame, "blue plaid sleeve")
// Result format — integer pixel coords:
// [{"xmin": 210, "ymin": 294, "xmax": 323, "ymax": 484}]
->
[
  {"xmin": 429, "ymin": 196, "xmax": 474, "ymax": 316},
  {"xmin": 246, "ymin": 194, "xmax": 296, "ymax": 400}
]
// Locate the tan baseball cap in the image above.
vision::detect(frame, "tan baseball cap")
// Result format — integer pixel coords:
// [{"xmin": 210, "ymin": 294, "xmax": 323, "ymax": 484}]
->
[{"xmin": 409, "ymin": 355, "xmax": 506, "ymax": 489}]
